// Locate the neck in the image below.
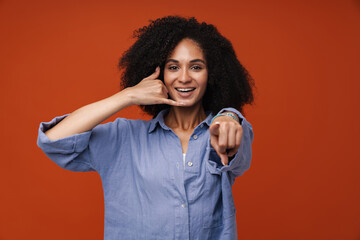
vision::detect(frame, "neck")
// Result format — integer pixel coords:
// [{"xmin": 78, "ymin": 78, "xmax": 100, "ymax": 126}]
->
[{"xmin": 165, "ymin": 104, "xmax": 206, "ymax": 131}]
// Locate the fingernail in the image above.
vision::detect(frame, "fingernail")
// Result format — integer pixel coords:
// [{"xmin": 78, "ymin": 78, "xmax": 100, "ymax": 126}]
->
[{"xmin": 156, "ymin": 66, "xmax": 160, "ymax": 71}]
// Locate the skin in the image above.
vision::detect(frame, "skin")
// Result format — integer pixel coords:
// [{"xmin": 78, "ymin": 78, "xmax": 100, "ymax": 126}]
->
[
  {"xmin": 163, "ymin": 38, "xmax": 242, "ymax": 165},
  {"xmin": 45, "ymin": 38, "xmax": 242, "ymax": 165},
  {"xmin": 163, "ymin": 38, "xmax": 208, "ymax": 154}
]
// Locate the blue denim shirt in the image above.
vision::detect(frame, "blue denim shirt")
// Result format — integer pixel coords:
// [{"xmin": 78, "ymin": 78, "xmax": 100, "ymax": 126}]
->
[{"xmin": 37, "ymin": 107, "xmax": 253, "ymax": 240}]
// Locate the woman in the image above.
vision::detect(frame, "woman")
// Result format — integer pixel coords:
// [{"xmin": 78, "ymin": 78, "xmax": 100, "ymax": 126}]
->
[{"xmin": 37, "ymin": 16, "xmax": 254, "ymax": 240}]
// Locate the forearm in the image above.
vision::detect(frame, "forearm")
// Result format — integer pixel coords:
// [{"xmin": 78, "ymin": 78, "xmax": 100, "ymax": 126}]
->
[
  {"xmin": 45, "ymin": 89, "xmax": 133, "ymax": 140},
  {"xmin": 45, "ymin": 66, "xmax": 184, "ymax": 140}
]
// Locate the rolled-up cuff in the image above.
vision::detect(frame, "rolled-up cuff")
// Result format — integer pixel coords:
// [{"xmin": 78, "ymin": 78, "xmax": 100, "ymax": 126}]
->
[
  {"xmin": 37, "ymin": 114, "xmax": 92, "ymax": 154},
  {"xmin": 217, "ymin": 108, "xmax": 244, "ymax": 125}
]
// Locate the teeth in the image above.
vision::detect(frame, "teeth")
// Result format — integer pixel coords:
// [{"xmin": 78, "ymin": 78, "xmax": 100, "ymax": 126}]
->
[{"xmin": 176, "ymin": 88, "xmax": 195, "ymax": 92}]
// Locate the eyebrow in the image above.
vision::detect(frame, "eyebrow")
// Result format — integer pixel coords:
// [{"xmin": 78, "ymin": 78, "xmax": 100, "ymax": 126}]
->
[{"xmin": 165, "ymin": 59, "xmax": 206, "ymax": 64}]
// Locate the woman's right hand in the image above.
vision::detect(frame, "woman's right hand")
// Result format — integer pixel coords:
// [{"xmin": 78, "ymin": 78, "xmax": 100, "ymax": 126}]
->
[
  {"xmin": 125, "ymin": 67, "xmax": 184, "ymax": 107},
  {"xmin": 45, "ymin": 67, "xmax": 183, "ymax": 140}
]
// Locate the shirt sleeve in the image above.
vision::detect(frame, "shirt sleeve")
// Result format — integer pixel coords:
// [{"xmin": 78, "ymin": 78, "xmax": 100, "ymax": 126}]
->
[
  {"xmin": 37, "ymin": 114, "xmax": 127, "ymax": 172},
  {"xmin": 207, "ymin": 107, "xmax": 254, "ymax": 184}
]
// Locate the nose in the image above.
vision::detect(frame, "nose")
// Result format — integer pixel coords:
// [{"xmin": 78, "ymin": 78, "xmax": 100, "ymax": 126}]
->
[{"xmin": 179, "ymin": 69, "xmax": 191, "ymax": 83}]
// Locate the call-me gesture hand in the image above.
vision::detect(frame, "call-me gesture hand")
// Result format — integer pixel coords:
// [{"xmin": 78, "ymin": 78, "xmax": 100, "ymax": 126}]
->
[
  {"xmin": 209, "ymin": 115, "xmax": 243, "ymax": 166},
  {"xmin": 46, "ymin": 67, "xmax": 184, "ymax": 140},
  {"xmin": 126, "ymin": 67, "xmax": 185, "ymax": 106}
]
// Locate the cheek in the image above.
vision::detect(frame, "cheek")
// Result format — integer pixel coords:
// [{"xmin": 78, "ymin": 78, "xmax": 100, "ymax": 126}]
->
[
  {"xmin": 163, "ymin": 74, "xmax": 170, "ymax": 87},
  {"xmin": 163, "ymin": 71, "xmax": 173, "ymax": 87},
  {"xmin": 200, "ymin": 75, "xmax": 208, "ymax": 90}
]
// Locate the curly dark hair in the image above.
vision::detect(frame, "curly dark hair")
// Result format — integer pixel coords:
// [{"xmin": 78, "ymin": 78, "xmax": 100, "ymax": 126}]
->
[{"xmin": 119, "ymin": 15, "xmax": 254, "ymax": 117}]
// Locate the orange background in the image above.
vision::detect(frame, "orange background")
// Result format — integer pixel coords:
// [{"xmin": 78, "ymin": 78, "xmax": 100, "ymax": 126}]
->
[{"xmin": 1, "ymin": 0, "xmax": 359, "ymax": 239}]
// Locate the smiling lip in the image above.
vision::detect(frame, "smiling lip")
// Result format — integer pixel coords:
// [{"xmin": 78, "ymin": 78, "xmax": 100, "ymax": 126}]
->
[
  {"xmin": 175, "ymin": 87, "xmax": 196, "ymax": 98},
  {"xmin": 175, "ymin": 88, "xmax": 196, "ymax": 92}
]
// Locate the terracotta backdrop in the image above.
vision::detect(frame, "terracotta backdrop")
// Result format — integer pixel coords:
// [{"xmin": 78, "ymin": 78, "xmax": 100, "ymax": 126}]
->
[{"xmin": 1, "ymin": 0, "xmax": 359, "ymax": 239}]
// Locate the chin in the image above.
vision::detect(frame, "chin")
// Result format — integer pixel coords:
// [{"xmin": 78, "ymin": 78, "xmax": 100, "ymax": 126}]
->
[{"xmin": 175, "ymin": 99, "xmax": 202, "ymax": 109}]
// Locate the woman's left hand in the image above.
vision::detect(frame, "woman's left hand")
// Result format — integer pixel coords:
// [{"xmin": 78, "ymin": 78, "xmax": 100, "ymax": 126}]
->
[{"xmin": 209, "ymin": 114, "xmax": 243, "ymax": 166}]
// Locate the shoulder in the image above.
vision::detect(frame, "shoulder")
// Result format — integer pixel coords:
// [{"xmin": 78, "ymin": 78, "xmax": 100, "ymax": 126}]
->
[
  {"xmin": 125, "ymin": 118, "xmax": 152, "ymax": 131},
  {"xmin": 94, "ymin": 117, "xmax": 151, "ymax": 133}
]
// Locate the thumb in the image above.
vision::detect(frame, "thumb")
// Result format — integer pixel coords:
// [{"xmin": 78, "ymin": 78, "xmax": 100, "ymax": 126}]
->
[
  {"xmin": 147, "ymin": 66, "xmax": 160, "ymax": 80},
  {"xmin": 209, "ymin": 122, "xmax": 220, "ymax": 136}
]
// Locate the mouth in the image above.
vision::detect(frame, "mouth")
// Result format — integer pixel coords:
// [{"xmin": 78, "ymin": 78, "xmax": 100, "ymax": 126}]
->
[{"xmin": 175, "ymin": 88, "xmax": 196, "ymax": 93}]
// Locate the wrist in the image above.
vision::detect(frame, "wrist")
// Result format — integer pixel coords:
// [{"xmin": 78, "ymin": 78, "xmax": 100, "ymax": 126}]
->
[
  {"xmin": 211, "ymin": 112, "xmax": 239, "ymax": 124},
  {"xmin": 112, "ymin": 89, "xmax": 134, "ymax": 108},
  {"xmin": 222, "ymin": 111, "xmax": 239, "ymax": 122}
]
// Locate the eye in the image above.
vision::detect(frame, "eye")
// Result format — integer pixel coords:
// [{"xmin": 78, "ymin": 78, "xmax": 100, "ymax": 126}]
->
[
  {"xmin": 168, "ymin": 65, "xmax": 179, "ymax": 71},
  {"xmin": 191, "ymin": 65, "xmax": 203, "ymax": 70}
]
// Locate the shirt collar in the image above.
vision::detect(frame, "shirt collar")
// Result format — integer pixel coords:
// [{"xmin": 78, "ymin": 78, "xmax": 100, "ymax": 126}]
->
[
  {"xmin": 148, "ymin": 109, "xmax": 214, "ymax": 134},
  {"xmin": 202, "ymin": 111, "xmax": 213, "ymax": 128},
  {"xmin": 148, "ymin": 109, "xmax": 170, "ymax": 133}
]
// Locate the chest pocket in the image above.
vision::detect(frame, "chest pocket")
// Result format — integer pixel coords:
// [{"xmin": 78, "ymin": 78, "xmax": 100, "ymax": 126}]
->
[{"xmin": 203, "ymin": 148, "xmax": 236, "ymax": 229}]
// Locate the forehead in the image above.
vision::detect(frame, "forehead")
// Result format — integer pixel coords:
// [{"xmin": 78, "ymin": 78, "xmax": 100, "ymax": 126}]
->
[{"xmin": 167, "ymin": 38, "xmax": 205, "ymax": 60}]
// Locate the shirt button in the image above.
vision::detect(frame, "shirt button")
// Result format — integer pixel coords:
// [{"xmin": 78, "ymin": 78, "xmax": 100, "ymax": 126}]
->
[
  {"xmin": 193, "ymin": 134, "xmax": 198, "ymax": 140},
  {"xmin": 187, "ymin": 162, "xmax": 193, "ymax": 167},
  {"xmin": 181, "ymin": 203, "xmax": 186, "ymax": 208}
]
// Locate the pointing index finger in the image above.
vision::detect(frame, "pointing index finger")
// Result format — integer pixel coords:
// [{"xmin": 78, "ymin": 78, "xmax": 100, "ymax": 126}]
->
[{"xmin": 213, "ymin": 143, "xmax": 229, "ymax": 166}]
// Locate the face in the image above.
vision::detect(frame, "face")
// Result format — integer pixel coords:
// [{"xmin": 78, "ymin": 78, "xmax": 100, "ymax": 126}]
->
[{"xmin": 164, "ymin": 38, "xmax": 208, "ymax": 109}]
